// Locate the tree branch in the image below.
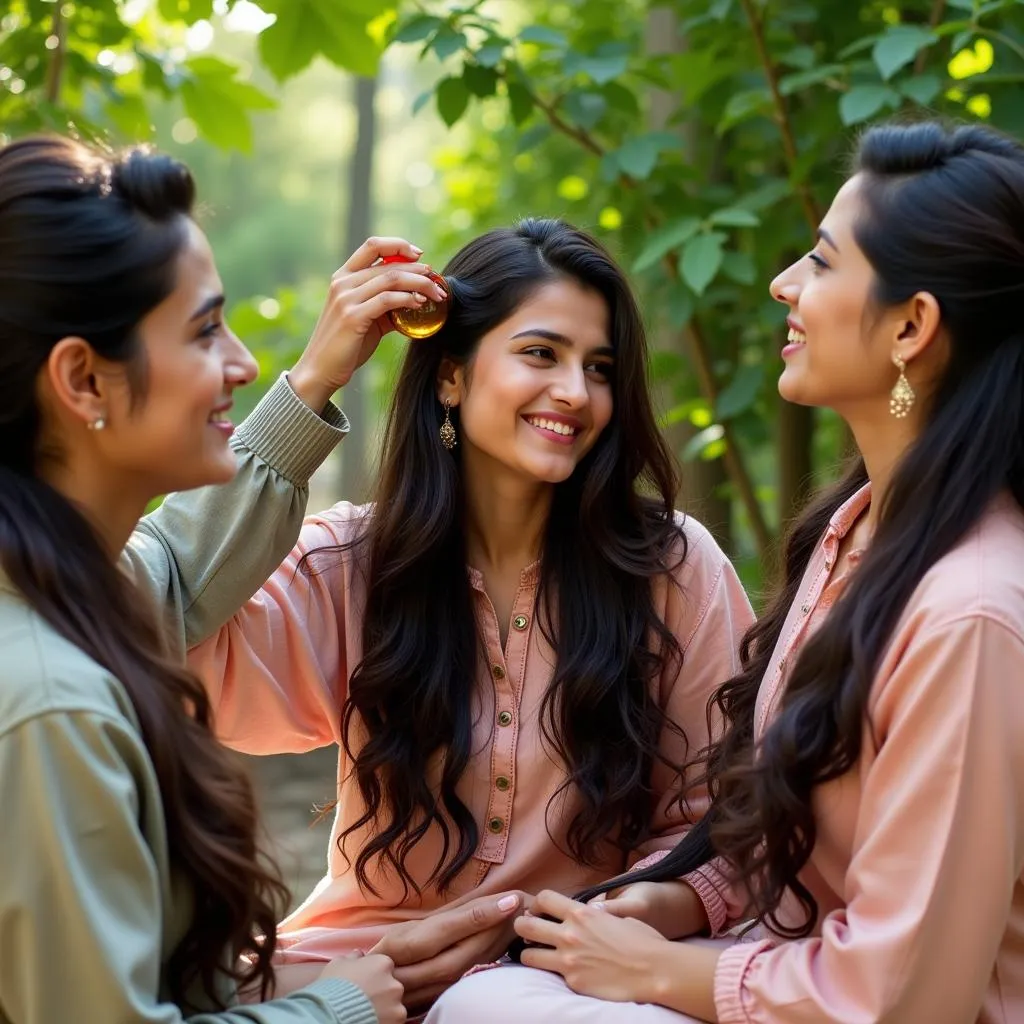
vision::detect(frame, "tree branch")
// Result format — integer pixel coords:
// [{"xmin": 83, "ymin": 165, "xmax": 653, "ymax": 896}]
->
[
  {"xmin": 914, "ymin": 0, "xmax": 947, "ymax": 74},
  {"xmin": 44, "ymin": 3, "xmax": 66, "ymax": 106},
  {"xmin": 738, "ymin": 0, "xmax": 821, "ymax": 235}
]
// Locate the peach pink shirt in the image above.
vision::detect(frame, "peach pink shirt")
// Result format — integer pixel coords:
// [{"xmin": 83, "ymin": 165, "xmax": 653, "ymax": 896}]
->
[
  {"xmin": 187, "ymin": 503, "xmax": 753, "ymax": 965},
  {"xmin": 690, "ymin": 484, "xmax": 1024, "ymax": 1024}
]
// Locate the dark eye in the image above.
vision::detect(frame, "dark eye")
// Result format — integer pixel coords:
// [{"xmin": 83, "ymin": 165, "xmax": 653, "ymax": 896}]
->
[
  {"xmin": 197, "ymin": 320, "xmax": 222, "ymax": 342},
  {"xmin": 807, "ymin": 252, "xmax": 829, "ymax": 272},
  {"xmin": 586, "ymin": 361, "xmax": 614, "ymax": 379},
  {"xmin": 523, "ymin": 345, "xmax": 555, "ymax": 360}
]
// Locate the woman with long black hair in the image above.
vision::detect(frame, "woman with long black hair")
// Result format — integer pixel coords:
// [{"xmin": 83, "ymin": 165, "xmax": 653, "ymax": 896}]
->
[
  {"xmin": 428, "ymin": 119, "xmax": 1024, "ymax": 1024},
  {"xmin": 0, "ymin": 134, "xmax": 406, "ymax": 1024},
  {"xmin": 131, "ymin": 217, "xmax": 753, "ymax": 1012}
]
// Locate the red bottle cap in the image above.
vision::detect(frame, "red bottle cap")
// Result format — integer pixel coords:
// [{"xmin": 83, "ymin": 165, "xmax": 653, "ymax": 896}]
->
[{"xmin": 380, "ymin": 253, "xmax": 449, "ymax": 339}]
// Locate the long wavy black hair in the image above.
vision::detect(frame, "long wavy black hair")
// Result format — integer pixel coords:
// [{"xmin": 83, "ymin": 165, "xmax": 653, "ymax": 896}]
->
[
  {"xmin": 0, "ymin": 135, "xmax": 287, "ymax": 1008},
  {"xmin": 578, "ymin": 121, "xmax": 1024, "ymax": 933},
  {"xmin": 320, "ymin": 218, "xmax": 692, "ymax": 896}
]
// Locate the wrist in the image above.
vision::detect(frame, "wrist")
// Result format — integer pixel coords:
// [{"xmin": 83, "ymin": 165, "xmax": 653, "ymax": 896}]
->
[{"xmin": 287, "ymin": 362, "xmax": 346, "ymax": 414}]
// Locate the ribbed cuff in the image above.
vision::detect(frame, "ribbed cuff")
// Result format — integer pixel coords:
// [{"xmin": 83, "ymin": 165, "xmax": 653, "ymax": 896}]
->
[
  {"xmin": 233, "ymin": 373, "xmax": 349, "ymax": 487},
  {"xmin": 296, "ymin": 978, "xmax": 378, "ymax": 1024},
  {"xmin": 713, "ymin": 938, "xmax": 772, "ymax": 1024},
  {"xmin": 684, "ymin": 865, "xmax": 732, "ymax": 937}
]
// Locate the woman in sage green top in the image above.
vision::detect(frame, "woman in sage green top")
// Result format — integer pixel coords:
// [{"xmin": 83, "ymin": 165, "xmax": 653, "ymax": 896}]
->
[{"xmin": 0, "ymin": 135, "xmax": 440, "ymax": 1023}]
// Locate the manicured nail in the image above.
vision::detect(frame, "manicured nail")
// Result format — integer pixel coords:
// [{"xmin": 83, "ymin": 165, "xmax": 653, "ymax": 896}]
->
[
  {"xmin": 411, "ymin": 245, "xmax": 424, "ymax": 254},
  {"xmin": 497, "ymin": 895, "xmax": 519, "ymax": 912}
]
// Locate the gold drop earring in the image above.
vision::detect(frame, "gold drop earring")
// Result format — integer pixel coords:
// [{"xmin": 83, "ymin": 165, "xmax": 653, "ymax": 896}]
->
[
  {"xmin": 439, "ymin": 398, "xmax": 457, "ymax": 450},
  {"xmin": 889, "ymin": 354, "xmax": 915, "ymax": 419}
]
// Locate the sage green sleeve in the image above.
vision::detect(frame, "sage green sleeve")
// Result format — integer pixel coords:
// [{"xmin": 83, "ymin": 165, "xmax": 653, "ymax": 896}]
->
[
  {"xmin": 0, "ymin": 707, "xmax": 377, "ymax": 1024},
  {"xmin": 124, "ymin": 374, "xmax": 348, "ymax": 655}
]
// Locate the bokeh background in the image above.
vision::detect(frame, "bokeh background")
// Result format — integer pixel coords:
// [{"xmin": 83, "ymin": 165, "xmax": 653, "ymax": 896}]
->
[{"xmin": 3, "ymin": 0, "xmax": 1022, "ymax": 905}]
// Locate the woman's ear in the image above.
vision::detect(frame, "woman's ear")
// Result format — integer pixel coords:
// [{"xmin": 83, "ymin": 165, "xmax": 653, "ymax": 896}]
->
[
  {"xmin": 436, "ymin": 357, "xmax": 464, "ymax": 407},
  {"xmin": 43, "ymin": 336, "xmax": 108, "ymax": 427},
  {"xmin": 894, "ymin": 290, "xmax": 942, "ymax": 365}
]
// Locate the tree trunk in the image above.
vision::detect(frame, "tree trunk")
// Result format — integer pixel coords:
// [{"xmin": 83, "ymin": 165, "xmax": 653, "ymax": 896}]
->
[
  {"xmin": 777, "ymin": 401, "xmax": 814, "ymax": 531},
  {"xmin": 645, "ymin": 8, "xmax": 733, "ymax": 551},
  {"xmin": 339, "ymin": 74, "xmax": 377, "ymax": 504}
]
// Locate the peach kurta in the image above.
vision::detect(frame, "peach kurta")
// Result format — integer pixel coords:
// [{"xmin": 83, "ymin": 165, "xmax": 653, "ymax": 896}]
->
[{"xmin": 187, "ymin": 500, "xmax": 752, "ymax": 967}]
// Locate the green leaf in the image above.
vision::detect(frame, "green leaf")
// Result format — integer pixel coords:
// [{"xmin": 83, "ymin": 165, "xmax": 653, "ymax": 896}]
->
[
  {"xmin": 436, "ymin": 75, "xmax": 470, "ymax": 126},
  {"xmin": 258, "ymin": 0, "xmax": 388, "ymax": 80},
  {"xmin": 180, "ymin": 57, "xmax": 276, "ymax": 151},
  {"xmin": 682, "ymin": 424, "xmax": 725, "ymax": 462},
  {"xmin": 838, "ymin": 34, "xmax": 881, "ymax": 61},
  {"xmin": 680, "ymin": 232, "xmax": 725, "ymax": 295},
  {"xmin": 952, "ymin": 29, "xmax": 975, "ymax": 53},
  {"xmin": 709, "ymin": 207, "xmax": 761, "ymax": 228},
  {"xmin": 721, "ymin": 251, "xmax": 757, "ymax": 285},
  {"xmin": 779, "ymin": 64, "xmax": 846, "ymax": 97},
  {"xmin": 432, "ymin": 24, "xmax": 467, "ymax": 61},
  {"xmin": 715, "ymin": 363, "xmax": 764, "ymax": 419},
  {"xmin": 463, "ymin": 62, "xmax": 498, "ymax": 98},
  {"xmin": 476, "ymin": 40, "xmax": 507, "ymax": 67},
  {"xmin": 717, "ymin": 87, "xmax": 772, "ymax": 133},
  {"xmin": 839, "ymin": 83, "xmax": 898, "ymax": 125},
  {"xmin": 615, "ymin": 134, "xmax": 662, "ymax": 180},
  {"xmin": 733, "ymin": 178, "xmax": 793, "ymax": 212},
  {"xmin": 411, "ymin": 89, "xmax": 432, "ymax": 115},
  {"xmin": 900, "ymin": 73, "xmax": 942, "ymax": 105},
  {"xmin": 780, "ymin": 45, "xmax": 816, "ymax": 70},
  {"xmin": 392, "ymin": 13, "xmax": 443, "ymax": 43},
  {"xmin": 507, "ymin": 82, "xmax": 534, "ymax": 125},
  {"xmin": 515, "ymin": 122, "xmax": 551, "ymax": 153},
  {"xmin": 946, "ymin": 0, "xmax": 975, "ymax": 8},
  {"xmin": 562, "ymin": 89, "xmax": 607, "ymax": 130},
  {"xmin": 602, "ymin": 80, "xmax": 640, "ymax": 116},
  {"xmin": 872, "ymin": 26, "xmax": 936, "ymax": 81},
  {"xmin": 158, "ymin": 0, "xmax": 213, "ymax": 24},
  {"xmin": 633, "ymin": 216, "xmax": 702, "ymax": 273},
  {"xmin": 563, "ymin": 48, "xmax": 629, "ymax": 85},
  {"xmin": 519, "ymin": 25, "xmax": 567, "ymax": 48}
]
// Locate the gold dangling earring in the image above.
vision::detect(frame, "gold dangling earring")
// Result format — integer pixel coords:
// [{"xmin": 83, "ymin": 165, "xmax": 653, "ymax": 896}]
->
[
  {"xmin": 439, "ymin": 399, "xmax": 457, "ymax": 450},
  {"xmin": 889, "ymin": 354, "xmax": 915, "ymax": 419}
]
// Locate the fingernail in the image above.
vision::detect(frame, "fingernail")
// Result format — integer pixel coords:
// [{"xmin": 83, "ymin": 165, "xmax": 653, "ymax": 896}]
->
[
  {"xmin": 412, "ymin": 245, "xmax": 424, "ymax": 254},
  {"xmin": 497, "ymin": 895, "xmax": 519, "ymax": 912}
]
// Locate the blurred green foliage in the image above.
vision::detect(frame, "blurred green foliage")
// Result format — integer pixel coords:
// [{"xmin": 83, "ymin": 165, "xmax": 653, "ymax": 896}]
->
[{"xmin": 3, "ymin": 0, "xmax": 1024, "ymax": 582}]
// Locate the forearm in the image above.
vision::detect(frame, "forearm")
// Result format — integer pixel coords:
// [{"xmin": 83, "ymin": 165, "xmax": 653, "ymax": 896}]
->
[
  {"xmin": 645, "ymin": 940, "xmax": 721, "ymax": 1022},
  {"xmin": 654, "ymin": 881, "xmax": 710, "ymax": 940}
]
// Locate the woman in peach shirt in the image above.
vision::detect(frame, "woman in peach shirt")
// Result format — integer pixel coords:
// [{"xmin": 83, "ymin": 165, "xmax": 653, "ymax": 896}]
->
[
  {"xmin": 133, "ymin": 218, "xmax": 753, "ymax": 1013},
  {"xmin": 428, "ymin": 122, "xmax": 1024, "ymax": 1023}
]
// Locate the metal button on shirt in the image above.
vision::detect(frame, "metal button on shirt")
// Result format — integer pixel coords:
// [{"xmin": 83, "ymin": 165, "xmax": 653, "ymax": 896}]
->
[
  {"xmin": 495, "ymin": 775, "xmax": 511, "ymax": 791},
  {"xmin": 512, "ymin": 614, "xmax": 528, "ymax": 631},
  {"xmin": 497, "ymin": 710, "xmax": 513, "ymax": 727},
  {"xmin": 488, "ymin": 817, "xmax": 504, "ymax": 834}
]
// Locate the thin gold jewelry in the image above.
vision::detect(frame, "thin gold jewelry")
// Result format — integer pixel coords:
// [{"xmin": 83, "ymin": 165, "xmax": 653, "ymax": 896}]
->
[
  {"xmin": 439, "ymin": 399, "xmax": 457, "ymax": 450},
  {"xmin": 889, "ymin": 354, "xmax": 915, "ymax": 419}
]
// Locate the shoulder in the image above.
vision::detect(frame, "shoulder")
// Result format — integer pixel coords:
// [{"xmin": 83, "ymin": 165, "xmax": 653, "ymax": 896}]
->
[
  {"xmin": 0, "ymin": 586, "xmax": 137, "ymax": 742},
  {"xmin": 903, "ymin": 497, "xmax": 1024, "ymax": 640},
  {"xmin": 666, "ymin": 510, "xmax": 739, "ymax": 593},
  {"xmin": 656, "ymin": 511, "xmax": 753, "ymax": 647},
  {"xmin": 301, "ymin": 500, "xmax": 374, "ymax": 547}
]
